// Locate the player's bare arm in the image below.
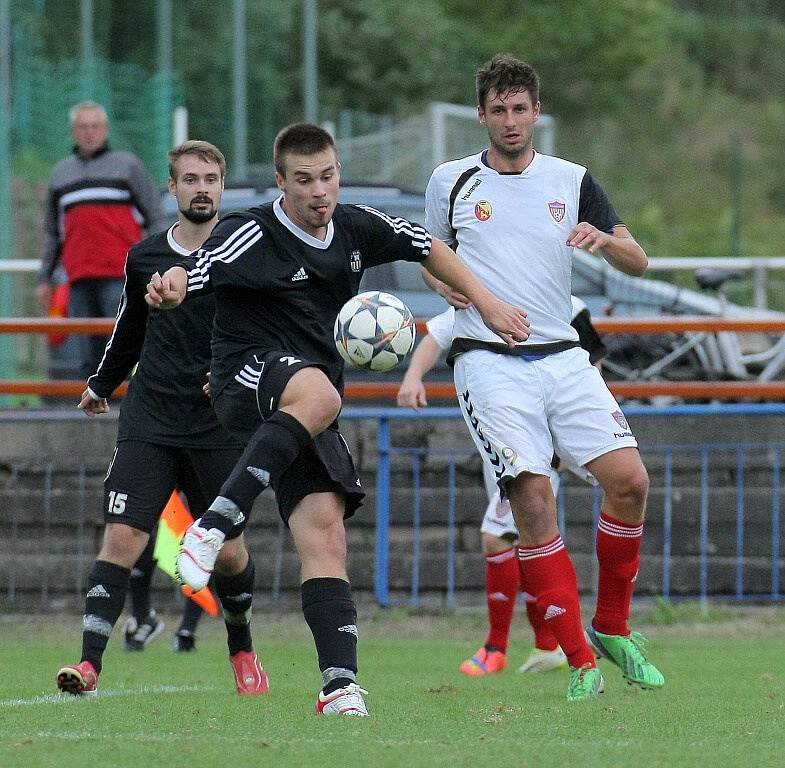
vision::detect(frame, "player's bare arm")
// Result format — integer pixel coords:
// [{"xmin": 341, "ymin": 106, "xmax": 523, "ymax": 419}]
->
[
  {"xmin": 144, "ymin": 267, "xmax": 187, "ymax": 309},
  {"xmin": 420, "ymin": 267, "xmax": 472, "ymax": 310},
  {"xmin": 423, "ymin": 239, "xmax": 530, "ymax": 346},
  {"xmin": 396, "ymin": 334, "xmax": 443, "ymax": 410},
  {"xmin": 78, "ymin": 388, "xmax": 110, "ymax": 417},
  {"xmin": 567, "ymin": 223, "xmax": 648, "ymax": 277}
]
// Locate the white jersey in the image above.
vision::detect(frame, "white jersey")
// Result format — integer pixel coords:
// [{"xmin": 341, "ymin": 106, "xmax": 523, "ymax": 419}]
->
[
  {"xmin": 425, "ymin": 150, "xmax": 621, "ymax": 348},
  {"xmin": 425, "ymin": 296, "xmax": 591, "ymax": 351},
  {"xmin": 425, "ymin": 307, "xmax": 455, "ymax": 350}
]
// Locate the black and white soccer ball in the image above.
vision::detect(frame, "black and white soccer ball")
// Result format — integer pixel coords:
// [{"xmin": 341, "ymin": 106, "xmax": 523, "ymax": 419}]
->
[{"xmin": 334, "ymin": 291, "xmax": 416, "ymax": 372}]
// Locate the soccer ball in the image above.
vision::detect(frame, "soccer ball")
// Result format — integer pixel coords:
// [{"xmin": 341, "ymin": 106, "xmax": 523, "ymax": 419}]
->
[{"xmin": 334, "ymin": 291, "xmax": 416, "ymax": 372}]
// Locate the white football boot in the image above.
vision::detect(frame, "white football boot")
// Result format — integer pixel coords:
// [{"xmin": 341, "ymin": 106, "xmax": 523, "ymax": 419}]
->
[
  {"xmin": 176, "ymin": 519, "xmax": 225, "ymax": 591},
  {"xmin": 315, "ymin": 683, "xmax": 369, "ymax": 716}
]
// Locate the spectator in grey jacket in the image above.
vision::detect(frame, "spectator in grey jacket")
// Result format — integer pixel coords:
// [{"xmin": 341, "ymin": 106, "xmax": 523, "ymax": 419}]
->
[{"xmin": 36, "ymin": 101, "xmax": 168, "ymax": 379}]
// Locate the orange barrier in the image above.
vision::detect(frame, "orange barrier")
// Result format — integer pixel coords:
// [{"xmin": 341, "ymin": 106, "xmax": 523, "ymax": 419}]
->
[
  {"xmin": 0, "ymin": 318, "xmax": 116, "ymax": 334},
  {"xmin": 344, "ymin": 381, "xmax": 785, "ymax": 401},
  {"xmin": 2, "ymin": 316, "xmax": 785, "ymax": 401},
  {"xmin": 4, "ymin": 315, "xmax": 785, "ymax": 336},
  {"xmin": 5, "ymin": 378, "xmax": 785, "ymax": 401},
  {"xmin": 592, "ymin": 317, "xmax": 785, "ymax": 333}
]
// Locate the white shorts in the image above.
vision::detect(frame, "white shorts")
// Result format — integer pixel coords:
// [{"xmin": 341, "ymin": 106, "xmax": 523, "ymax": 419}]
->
[{"xmin": 455, "ymin": 346, "xmax": 637, "ymax": 490}]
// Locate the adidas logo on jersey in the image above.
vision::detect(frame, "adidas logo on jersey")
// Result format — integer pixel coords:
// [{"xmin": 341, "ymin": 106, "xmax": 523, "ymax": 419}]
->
[
  {"xmin": 291, "ymin": 267, "xmax": 308, "ymax": 281},
  {"xmin": 87, "ymin": 584, "xmax": 110, "ymax": 599},
  {"xmin": 543, "ymin": 604, "xmax": 567, "ymax": 620},
  {"xmin": 338, "ymin": 624, "xmax": 358, "ymax": 637}
]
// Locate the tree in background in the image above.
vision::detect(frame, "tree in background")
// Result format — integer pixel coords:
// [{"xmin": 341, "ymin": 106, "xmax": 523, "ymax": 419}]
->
[{"xmin": 7, "ymin": 0, "xmax": 785, "ymax": 269}]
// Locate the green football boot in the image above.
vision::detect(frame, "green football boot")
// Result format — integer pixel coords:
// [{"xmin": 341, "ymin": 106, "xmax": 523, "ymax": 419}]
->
[
  {"xmin": 566, "ymin": 663, "xmax": 605, "ymax": 701},
  {"xmin": 586, "ymin": 626, "xmax": 665, "ymax": 689}
]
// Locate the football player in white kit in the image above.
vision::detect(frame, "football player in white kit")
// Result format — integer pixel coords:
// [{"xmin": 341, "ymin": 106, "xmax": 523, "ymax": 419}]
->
[
  {"xmin": 423, "ymin": 54, "xmax": 664, "ymax": 700},
  {"xmin": 398, "ymin": 300, "xmax": 603, "ymax": 678}
]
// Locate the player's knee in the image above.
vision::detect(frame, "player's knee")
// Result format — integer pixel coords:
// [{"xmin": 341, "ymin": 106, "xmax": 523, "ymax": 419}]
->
[
  {"xmin": 611, "ymin": 464, "xmax": 649, "ymax": 510},
  {"xmin": 98, "ymin": 523, "xmax": 149, "ymax": 567},
  {"xmin": 298, "ymin": 515, "xmax": 347, "ymax": 564},
  {"xmin": 282, "ymin": 369, "xmax": 341, "ymax": 433},
  {"xmin": 314, "ymin": 383, "xmax": 342, "ymax": 426},
  {"xmin": 481, "ymin": 532, "xmax": 511, "ymax": 555},
  {"xmin": 510, "ymin": 494, "xmax": 553, "ymax": 543}
]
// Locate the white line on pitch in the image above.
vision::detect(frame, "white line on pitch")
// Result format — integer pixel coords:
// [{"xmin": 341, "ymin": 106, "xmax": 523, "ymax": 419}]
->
[{"xmin": 0, "ymin": 683, "xmax": 216, "ymax": 708}]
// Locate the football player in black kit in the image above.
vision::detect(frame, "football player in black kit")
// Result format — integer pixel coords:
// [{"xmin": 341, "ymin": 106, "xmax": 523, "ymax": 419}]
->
[
  {"xmin": 57, "ymin": 141, "xmax": 268, "ymax": 698},
  {"xmin": 145, "ymin": 123, "xmax": 530, "ymax": 716}
]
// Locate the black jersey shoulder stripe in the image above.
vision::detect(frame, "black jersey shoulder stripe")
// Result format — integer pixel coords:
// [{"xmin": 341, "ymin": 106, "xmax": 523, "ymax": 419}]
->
[
  {"xmin": 186, "ymin": 221, "xmax": 263, "ymax": 292},
  {"xmin": 355, "ymin": 204, "xmax": 432, "ymax": 254},
  {"xmin": 207, "ymin": 220, "xmax": 263, "ymax": 263},
  {"xmin": 447, "ymin": 165, "xmax": 481, "ymax": 239}
]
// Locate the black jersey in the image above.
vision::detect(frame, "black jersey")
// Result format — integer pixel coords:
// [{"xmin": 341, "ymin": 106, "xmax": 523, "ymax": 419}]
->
[
  {"xmin": 88, "ymin": 224, "xmax": 240, "ymax": 448},
  {"xmin": 179, "ymin": 197, "xmax": 432, "ymax": 397}
]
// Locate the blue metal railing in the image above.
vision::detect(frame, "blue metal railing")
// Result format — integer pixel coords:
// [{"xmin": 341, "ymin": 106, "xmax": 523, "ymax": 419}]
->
[
  {"xmin": 342, "ymin": 405, "xmax": 785, "ymax": 607},
  {"xmin": 2, "ymin": 405, "xmax": 783, "ymax": 607}
]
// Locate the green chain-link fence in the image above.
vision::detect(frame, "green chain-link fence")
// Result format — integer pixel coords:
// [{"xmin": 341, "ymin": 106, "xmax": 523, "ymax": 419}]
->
[
  {"xmin": 2, "ymin": 21, "xmax": 183, "ymax": 392},
  {"xmin": 11, "ymin": 27, "xmax": 182, "ymax": 185}
]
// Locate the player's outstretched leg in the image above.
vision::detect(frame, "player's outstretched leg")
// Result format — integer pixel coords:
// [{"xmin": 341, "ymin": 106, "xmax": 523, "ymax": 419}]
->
[
  {"xmin": 57, "ymin": 560, "xmax": 131, "ymax": 696},
  {"xmin": 178, "ymin": 412, "xmax": 315, "ymax": 590},
  {"xmin": 215, "ymin": 552, "xmax": 268, "ymax": 695}
]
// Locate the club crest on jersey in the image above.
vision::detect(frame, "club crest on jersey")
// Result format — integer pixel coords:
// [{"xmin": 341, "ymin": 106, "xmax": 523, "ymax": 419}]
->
[
  {"xmin": 611, "ymin": 410, "xmax": 629, "ymax": 430},
  {"xmin": 349, "ymin": 250, "xmax": 362, "ymax": 273},
  {"xmin": 474, "ymin": 200, "xmax": 492, "ymax": 221},
  {"xmin": 548, "ymin": 200, "xmax": 566, "ymax": 223}
]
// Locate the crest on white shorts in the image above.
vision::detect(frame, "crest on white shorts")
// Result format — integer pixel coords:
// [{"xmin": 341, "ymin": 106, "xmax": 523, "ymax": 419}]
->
[{"xmin": 611, "ymin": 410, "xmax": 629, "ymax": 430}]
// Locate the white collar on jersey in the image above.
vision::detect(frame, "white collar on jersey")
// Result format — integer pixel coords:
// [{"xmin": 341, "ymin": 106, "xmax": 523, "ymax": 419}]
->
[
  {"xmin": 480, "ymin": 148, "xmax": 540, "ymax": 175},
  {"xmin": 166, "ymin": 223, "xmax": 194, "ymax": 256},
  {"xmin": 273, "ymin": 195, "xmax": 335, "ymax": 249}
]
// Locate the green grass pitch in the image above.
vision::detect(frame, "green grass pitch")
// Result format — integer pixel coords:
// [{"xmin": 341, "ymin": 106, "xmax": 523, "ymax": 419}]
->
[{"xmin": 1, "ymin": 607, "xmax": 783, "ymax": 768}]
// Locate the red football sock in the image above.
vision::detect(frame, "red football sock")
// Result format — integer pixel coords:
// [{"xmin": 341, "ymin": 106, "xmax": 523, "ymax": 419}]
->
[
  {"xmin": 593, "ymin": 513, "xmax": 643, "ymax": 636},
  {"xmin": 519, "ymin": 565, "xmax": 559, "ymax": 651},
  {"xmin": 518, "ymin": 535, "xmax": 595, "ymax": 669},
  {"xmin": 484, "ymin": 547, "xmax": 520, "ymax": 654}
]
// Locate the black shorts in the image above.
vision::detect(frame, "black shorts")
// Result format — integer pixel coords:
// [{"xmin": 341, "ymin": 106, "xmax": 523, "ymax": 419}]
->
[
  {"xmin": 104, "ymin": 440, "xmax": 244, "ymax": 537},
  {"xmin": 212, "ymin": 350, "xmax": 365, "ymax": 524}
]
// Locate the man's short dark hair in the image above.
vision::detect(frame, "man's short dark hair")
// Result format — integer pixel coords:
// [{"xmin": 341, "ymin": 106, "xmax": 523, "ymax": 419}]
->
[
  {"xmin": 274, "ymin": 123, "xmax": 338, "ymax": 176},
  {"xmin": 168, "ymin": 140, "xmax": 226, "ymax": 181},
  {"xmin": 476, "ymin": 55, "xmax": 540, "ymax": 109}
]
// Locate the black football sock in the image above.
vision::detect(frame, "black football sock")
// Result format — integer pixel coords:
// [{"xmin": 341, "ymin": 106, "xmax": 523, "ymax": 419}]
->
[
  {"xmin": 301, "ymin": 577, "xmax": 358, "ymax": 693},
  {"xmin": 215, "ymin": 558, "xmax": 255, "ymax": 656},
  {"xmin": 129, "ymin": 536, "xmax": 156, "ymax": 623},
  {"xmin": 81, "ymin": 560, "xmax": 130, "ymax": 674},
  {"xmin": 200, "ymin": 411, "xmax": 312, "ymax": 536}
]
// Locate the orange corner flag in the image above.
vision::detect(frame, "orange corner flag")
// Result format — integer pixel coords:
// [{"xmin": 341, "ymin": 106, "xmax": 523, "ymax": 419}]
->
[{"xmin": 153, "ymin": 491, "xmax": 219, "ymax": 616}]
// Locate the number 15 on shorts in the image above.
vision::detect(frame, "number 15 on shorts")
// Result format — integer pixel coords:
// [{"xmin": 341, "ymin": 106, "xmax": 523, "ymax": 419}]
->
[{"xmin": 108, "ymin": 490, "xmax": 128, "ymax": 515}]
